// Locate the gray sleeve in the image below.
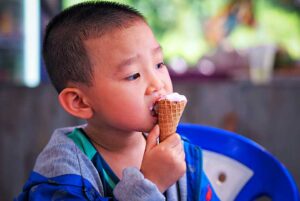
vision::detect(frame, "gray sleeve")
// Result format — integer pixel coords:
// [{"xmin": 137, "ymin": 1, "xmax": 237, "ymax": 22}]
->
[{"xmin": 113, "ymin": 167, "xmax": 165, "ymax": 201}]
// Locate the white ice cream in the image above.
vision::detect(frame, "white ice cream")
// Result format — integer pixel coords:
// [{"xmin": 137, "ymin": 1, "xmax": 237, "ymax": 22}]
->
[{"xmin": 160, "ymin": 92, "xmax": 187, "ymax": 102}]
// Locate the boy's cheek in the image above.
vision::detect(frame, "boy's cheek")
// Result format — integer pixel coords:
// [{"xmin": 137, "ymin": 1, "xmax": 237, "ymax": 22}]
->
[{"xmin": 166, "ymin": 80, "xmax": 173, "ymax": 93}]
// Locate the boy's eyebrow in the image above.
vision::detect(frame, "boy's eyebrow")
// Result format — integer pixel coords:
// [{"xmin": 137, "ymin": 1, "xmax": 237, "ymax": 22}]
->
[
  {"xmin": 116, "ymin": 55, "xmax": 139, "ymax": 70},
  {"xmin": 152, "ymin": 45, "xmax": 163, "ymax": 55},
  {"xmin": 116, "ymin": 45, "xmax": 163, "ymax": 70}
]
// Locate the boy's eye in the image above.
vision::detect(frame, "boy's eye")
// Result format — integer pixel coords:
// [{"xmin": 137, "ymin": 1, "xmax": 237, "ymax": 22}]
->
[
  {"xmin": 156, "ymin": 62, "xmax": 165, "ymax": 69},
  {"xmin": 126, "ymin": 73, "xmax": 140, "ymax": 81}
]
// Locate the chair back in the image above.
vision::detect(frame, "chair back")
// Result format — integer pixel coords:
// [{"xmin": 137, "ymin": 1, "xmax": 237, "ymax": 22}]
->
[{"xmin": 177, "ymin": 123, "xmax": 300, "ymax": 201}]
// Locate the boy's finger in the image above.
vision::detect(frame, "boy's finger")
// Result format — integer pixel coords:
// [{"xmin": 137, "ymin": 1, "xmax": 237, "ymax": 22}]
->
[
  {"xmin": 145, "ymin": 124, "xmax": 159, "ymax": 151},
  {"xmin": 161, "ymin": 133, "xmax": 182, "ymax": 148}
]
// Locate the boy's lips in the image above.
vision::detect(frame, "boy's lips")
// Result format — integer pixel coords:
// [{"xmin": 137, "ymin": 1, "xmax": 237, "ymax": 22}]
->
[
  {"xmin": 149, "ymin": 92, "xmax": 164, "ymax": 117},
  {"xmin": 149, "ymin": 97, "xmax": 161, "ymax": 117},
  {"xmin": 150, "ymin": 103, "xmax": 158, "ymax": 117}
]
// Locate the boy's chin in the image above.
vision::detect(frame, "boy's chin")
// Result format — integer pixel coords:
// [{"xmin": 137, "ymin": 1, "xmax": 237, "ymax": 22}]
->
[
  {"xmin": 137, "ymin": 122, "xmax": 157, "ymax": 133},
  {"xmin": 146, "ymin": 122, "xmax": 158, "ymax": 132}
]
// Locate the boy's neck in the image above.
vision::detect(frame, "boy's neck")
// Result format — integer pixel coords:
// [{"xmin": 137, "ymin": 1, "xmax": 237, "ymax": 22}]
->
[
  {"xmin": 83, "ymin": 124, "xmax": 145, "ymax": 153},
  {"xmin": 83, "ymin": 124, "xmax": 146, "ymax": 179}
]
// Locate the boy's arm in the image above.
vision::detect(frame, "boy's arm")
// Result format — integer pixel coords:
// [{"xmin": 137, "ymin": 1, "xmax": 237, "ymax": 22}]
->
[
  {"xmin": 15, "ymin": 172, "xmax": 114, "ymax": 201},
  {"xmin": 114, "ymin": 125, "xmax": 186, "ymax": 201},
  {"xmin": 141, "ymin": 125, "xmax": 186, "ymax": 192},
  {"xmin": 15, "ymin": 183, "xmax": 113, "ymax": 201}
]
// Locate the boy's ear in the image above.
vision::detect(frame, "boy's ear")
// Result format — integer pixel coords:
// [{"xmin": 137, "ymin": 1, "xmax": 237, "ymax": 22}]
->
[{"xmin": 58, "ymin": 88, "xmax": 93, "ymax": 119}]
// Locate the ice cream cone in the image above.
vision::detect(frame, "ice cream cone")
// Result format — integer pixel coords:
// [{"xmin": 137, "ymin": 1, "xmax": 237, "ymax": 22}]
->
[{"xmin": 158, "ymin": 99, "xmax": 186, "ymax": 141}]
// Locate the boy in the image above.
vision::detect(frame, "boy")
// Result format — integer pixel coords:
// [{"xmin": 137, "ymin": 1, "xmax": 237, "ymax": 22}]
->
[{"xmin": 16, "ymin": 1, "xmax": 219, "ymax": 200}]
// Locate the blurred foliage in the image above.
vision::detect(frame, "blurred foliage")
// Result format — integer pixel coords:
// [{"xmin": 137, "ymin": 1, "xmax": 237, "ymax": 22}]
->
[
  {"xmin": 229, "ymin": 0, "xmax": 300, "ymax": 60},
  {"xmin": 63, "ymin": 0, "xmax": 300, "ymax": 65}
]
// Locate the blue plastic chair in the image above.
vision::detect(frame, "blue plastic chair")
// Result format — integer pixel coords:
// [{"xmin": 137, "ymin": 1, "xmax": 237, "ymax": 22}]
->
[{"xmin": 177, "ymin": 123, "xmax": 299, "ymax": 201}]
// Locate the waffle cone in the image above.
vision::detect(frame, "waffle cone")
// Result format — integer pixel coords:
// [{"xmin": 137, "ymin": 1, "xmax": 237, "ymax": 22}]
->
[{"xmin": 158, "ymin": 100, "xmax": 187, "ymax": 141}]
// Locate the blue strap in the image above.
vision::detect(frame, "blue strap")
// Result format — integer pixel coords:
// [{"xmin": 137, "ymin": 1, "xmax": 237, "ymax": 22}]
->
[
  {"xmin": 200, "ymin": 172, "xmax": 220, "ymax": 201},
  {"xmin": 183, "ymin": 138, "xmax": 220, "ymax": 201},
  {"xmin": 183, "ymin": 138, "xmax": 202, "ymax": 201}
]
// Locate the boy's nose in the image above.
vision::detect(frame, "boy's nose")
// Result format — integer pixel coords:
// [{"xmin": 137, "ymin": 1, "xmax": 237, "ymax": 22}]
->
[{"xmin": 145, "ymin": 74, "xmax": 165, "ymax": 95}]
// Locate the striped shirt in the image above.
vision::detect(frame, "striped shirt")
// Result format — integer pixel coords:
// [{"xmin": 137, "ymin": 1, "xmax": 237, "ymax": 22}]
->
[{"xmin": 68, "ymin": 128, "xmax": 119, "ymax": 197}]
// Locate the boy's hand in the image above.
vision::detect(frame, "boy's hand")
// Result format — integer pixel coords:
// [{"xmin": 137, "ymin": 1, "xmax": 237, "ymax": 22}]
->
[{"xmin": 140, "ymin": 125, "xmax": 186, "ymax": 193}]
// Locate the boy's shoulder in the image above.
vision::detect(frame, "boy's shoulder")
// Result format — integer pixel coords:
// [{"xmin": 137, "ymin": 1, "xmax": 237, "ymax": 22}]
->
[
  {"xmin": 32, "ymin": 125, "xmax": 102, "ymax": 192},
  {"xmin": 33, "ymin": 126, "xmax": 83, "ymax": 176}
]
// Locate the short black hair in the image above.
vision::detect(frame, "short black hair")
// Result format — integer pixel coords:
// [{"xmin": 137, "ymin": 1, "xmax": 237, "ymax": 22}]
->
[{"xmin": 43, "ymin": 1, "xmax": 145, "ymax": 93}]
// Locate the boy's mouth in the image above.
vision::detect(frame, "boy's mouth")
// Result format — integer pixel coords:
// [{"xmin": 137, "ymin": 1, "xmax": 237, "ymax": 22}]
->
[
  {"xmin": 150, "ymin": 102, "xmax": 159, "ymax": 117},
  {"xmin": 149, "ymin": 92, "xmax": 164, "ymax": 117}
]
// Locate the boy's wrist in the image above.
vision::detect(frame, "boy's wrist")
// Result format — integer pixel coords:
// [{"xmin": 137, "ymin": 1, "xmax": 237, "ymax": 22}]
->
[
  {"xmin": 141, "ymin": 170, "xmax": 166, "ymax": 193},
  {"xmin": 113, "ymin": 167, "xmax": 165, "ymax": 201}
]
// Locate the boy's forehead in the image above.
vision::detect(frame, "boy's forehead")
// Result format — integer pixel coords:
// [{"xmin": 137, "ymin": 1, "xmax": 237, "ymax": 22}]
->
[
  {"xmin": 85, "ymin": 21, "xmax": 155, "ymax": 45},
  {"xmin": 115, "ymin": 45, "xmax": 162, "ymax": 69},
  {"xmin": 84, "ymin": 22, "xmax": 160, "ymax": 62}
]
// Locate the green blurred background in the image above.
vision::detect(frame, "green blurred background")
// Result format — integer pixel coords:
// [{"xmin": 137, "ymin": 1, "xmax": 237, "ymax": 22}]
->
[
  {"xmin": 64, "ymin": 0, "xmax": 300, "ymax": 65},
  {"xmin": 1, "ymin": 0, "xmax": 300, "ymax": 86}
]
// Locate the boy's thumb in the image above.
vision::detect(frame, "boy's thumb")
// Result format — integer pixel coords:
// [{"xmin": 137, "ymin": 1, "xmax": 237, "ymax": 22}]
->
[{"xmin": 145, "ymin": 124, "xmax": 160, "ymax": 151}]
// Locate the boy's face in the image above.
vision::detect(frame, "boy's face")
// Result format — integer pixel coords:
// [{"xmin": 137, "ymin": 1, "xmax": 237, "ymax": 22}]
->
[{"xmin": 83, "ymin": 21, "xmax": 173, "ymax": 133}]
